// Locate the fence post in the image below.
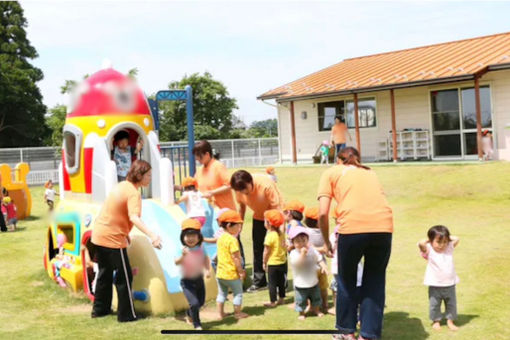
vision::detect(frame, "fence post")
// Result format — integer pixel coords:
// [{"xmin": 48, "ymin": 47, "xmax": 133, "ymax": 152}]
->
[
  {"xmin": 258, "ymin": 139, "xmax": 262, "ymax": 165},
  {"xmin": 231, "ymin": 140, "xmax": 235, "ymax": 168},
  {"xmin": 20, "ymin": 149, "xmax": 23, "ymax": 163}
]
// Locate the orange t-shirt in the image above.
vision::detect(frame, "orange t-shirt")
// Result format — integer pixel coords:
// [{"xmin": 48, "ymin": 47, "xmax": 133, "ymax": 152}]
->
[
  {"xmin": 92, "ymin": 181, "xmax": 142, "ymax": 249},
  {"xmin": 317, "ymin": 164, "xmax": 393, "ymax": 234},
  {"xmin": 194, "ymin": 158, "xmax": 236, "ymax": 210},
  {"xmin": 235, "ymin": 174, "xmax": 283, "ymax": 220},
  {"xmin": 331, "ymin": 122, "xmax": 348, "ymax": 144}
]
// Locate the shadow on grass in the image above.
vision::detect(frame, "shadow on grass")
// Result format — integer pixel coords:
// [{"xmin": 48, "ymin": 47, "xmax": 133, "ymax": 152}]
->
[
  {"xmin": 383, "ymin": 311, "xmax": 428, "ymax": 340},
  {"xmin": 456, "ymin": 313, "xmax": 479, "ymax": 326},
  {"xmin": 23, "ymin": 215, "xmax": 40, "ymax": 222},
  {"xmin": 203, "ymin": 304, "xmax": 267, "ymax": 329}
]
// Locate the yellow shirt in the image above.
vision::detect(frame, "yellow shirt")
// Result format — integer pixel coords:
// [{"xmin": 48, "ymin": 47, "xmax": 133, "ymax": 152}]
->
[
  {"xmin": 264, "ymin": 230, "xmax": 287, "ymax": 266},
  {"xmin": 216, "ymin": 232, "xmax": 240, "ymax": 280}
]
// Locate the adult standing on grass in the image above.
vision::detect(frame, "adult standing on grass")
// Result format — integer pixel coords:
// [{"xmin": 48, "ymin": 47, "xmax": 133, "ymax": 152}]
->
[
  {"xmin": 192, "ymin": 140, "xmax": 236, "ymax": 210},
  {"xmin": 330, "ymin": 116, "xmax": 352, "ymax": 158},
  {"xmin": 91, "ymin": 160, "xmax": 162, "ymax": 322},
  {"xmin": 230, "ymin": 170, "xmax": 283, "ymax": 292},
  {"xmin": 318, "ymin": 147, "xmax": 393, "ymax": 340}
]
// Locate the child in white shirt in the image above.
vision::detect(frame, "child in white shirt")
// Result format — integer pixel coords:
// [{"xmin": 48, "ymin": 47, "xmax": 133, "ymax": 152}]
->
[
  {"xmin": 44, "ymin": 180, "xmax": 59, "ymax": 211},
  {"xmin": 177, "ymin": 177, "xmax": 206, "ymax": 227}
]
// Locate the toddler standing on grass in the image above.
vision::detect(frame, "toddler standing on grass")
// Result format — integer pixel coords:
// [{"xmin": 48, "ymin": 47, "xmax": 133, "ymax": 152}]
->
[
  {"xmin": 175, "ymin": 218, "xmax": 211, "ymax": 330},
  {"xmin": 215, "ymin": 210, "xmax": 248, "ymax": 320},
  {"xmin": 262, "ymin": 209, "xmax": 287, "ymax": 308},
  {"xmin": 283, "ymin": 200, "xmax": 305, "ymax": 249},
  {"xmin": 418, "ymin": 225, "xmax": 460, "ymax": 331},
  {"xmin": 289, "ymin": 226, "xmax": 328, "ymax": 320},
  {"xmin": 44, "ymin": 180, "xmax": 59, "ymax": 211}
]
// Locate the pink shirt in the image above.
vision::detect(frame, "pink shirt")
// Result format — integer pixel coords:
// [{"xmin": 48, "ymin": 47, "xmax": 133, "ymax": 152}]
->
[
  {"xmin": 423, "ymin": 242, "xmax": 459, "ymax": 287},
  {"xmin": 180, "ymin": 246, "xmax": 206, "ymax": 279}
]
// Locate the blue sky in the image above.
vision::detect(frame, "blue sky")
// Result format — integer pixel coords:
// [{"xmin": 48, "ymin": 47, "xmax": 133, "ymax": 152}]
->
[{"xmin": 21, "ymin": 0, "xmax": 510, "ymax": 125}]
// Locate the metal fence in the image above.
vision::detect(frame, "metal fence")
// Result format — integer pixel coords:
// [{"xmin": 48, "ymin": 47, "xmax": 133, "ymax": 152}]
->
[{"xmin": 0, "ymin": 138, "xmax": 280, "ymax": 186}]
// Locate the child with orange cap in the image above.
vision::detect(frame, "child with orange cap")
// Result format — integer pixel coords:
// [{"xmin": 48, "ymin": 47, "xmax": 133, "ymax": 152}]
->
[
  {"xmin": 262, "ymin": 209, "xmax": 287, "ymax": 307},
  {"xmin": 177, "ymin": 177, "xmax": 206, "ymax": 226},
  {"xmin": 175, "ymin": 218, "xmax": 211, "ymax": 330},
  {"xmin": 266, "ymin": 166, "xmax": 277, "ymax": 183},
  {"xmin": 216, "ymin": 210, "xmax": 248, "ymax": 320},
  {"xmin": 288, "ymin": 226, "xmax": 328, "ymax": 320},
  {"xmin": 283, "ymin": 200, "xmax": 305, "ymax": 250},
  {"xmin": 304, "ymin": 207, "xmax": 329, "ymax": 313}
]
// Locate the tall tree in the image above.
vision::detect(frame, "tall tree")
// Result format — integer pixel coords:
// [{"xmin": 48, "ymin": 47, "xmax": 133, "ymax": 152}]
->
[
  {"xmin": 247, "ymin": 118, "xmax": 278, "ymax": 138},
  {"xmin": 159, "ymin": 72, "xmax": 238, "ymax": 141},
  {"xmin": 0, "ymin": 1, "xmax": 48, "ymax": 147}
]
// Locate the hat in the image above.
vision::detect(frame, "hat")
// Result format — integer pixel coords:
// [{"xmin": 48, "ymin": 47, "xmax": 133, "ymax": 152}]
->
[
  {"xmin": 218, "ymin": 209, "xmax": 243, "ymax": 224},
  {"xmin": 264, "ymin": 209, "xmax": 284, "ymax": 227},
  {"xmin": 283, "ymin": 200, "xmax": 305, "ymax": 213},
  {"xmin": 266, "ymin": 166, "xmax": 274, "ymax": 174},
  {"xmin": 288, "ymin": 226, "xmax": 309, "ymax": 240},
  {"xmin": 181, "ymin": 218, "xmax": 202, "ymax": 231},
  {"xmin": 2, "ymin": 196, "xmax": 11, "ymax": 204},
  {"xmin": 182, "ymin": 177, "xmax": 197, "ymax": 187},
  {"xmin": 322, "ymin": 140, "xmax": 329, "ymax": 146},
  {"xmin": 216, "ymin": 208, "xmax": 230, "ymax": 221},
  {"xmin": 482, "ymin": 129, "xmax": 490, "ymax": 136},
  {"xmin": 304, "ymin": 207, "xmax": 319, "ymax": 220}
]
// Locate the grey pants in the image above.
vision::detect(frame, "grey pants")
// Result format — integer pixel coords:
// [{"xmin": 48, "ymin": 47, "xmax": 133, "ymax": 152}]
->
[{"xmin": 429, "ymin": 285, "xmax": 457, "ymax": 321}]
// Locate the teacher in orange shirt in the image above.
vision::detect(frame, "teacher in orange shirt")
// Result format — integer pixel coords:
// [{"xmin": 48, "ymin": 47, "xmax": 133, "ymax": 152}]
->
[
  {"xmin": 318, "ymin": 147, "xmax": 393, "ymax": 340},
  {"xmin": 230, "ymin": 170, "xmax": 283, "ymax": 292},
  {"xmin": 330, "ymin": 116, "xmax": 352, "ymax": 158},
  {"xmin": 91, "ymin": 160, "xmax": 162, "ymax": 322},
  {"xmin": 192, "ymin": 140, "xmax": 236, "ymax": 210}
]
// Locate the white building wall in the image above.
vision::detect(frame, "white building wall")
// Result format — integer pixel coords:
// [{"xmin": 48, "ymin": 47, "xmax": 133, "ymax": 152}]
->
[{"xmin": 275, "ymin": 70, "xmax": 510, "ymax": 162}]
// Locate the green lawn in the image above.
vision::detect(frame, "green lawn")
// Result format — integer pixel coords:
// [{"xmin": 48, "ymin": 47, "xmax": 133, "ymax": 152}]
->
[{"xmin": 1, "ymin": 162, "xmax": 510, "ymax": 339}]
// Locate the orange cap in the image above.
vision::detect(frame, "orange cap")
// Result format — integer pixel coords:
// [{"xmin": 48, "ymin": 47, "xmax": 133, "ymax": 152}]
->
[
  {"xmin": 283, "ymin": 200, "xmax": 305, "ymax": 213},
  {"xmin": 218, "ymin": 209, "xmax": 244, "ymax": 224},
  {"xmin": 266, "ymin": 166, "xmax": 275, "ymax": 174},
  {"xmin": 182, "ymin": 177, "xmax": 197, "ymax": 188},
  {"xmin": 181, "ymin": 218, "xmax": 202, "ymax": 231},
  {"xmin": 304, "ymin": 207, "xmax": 319, "ymax": 220},
  {"xmin": 264, "ymin": 209, "xmax": 285, "ymax": 227}
]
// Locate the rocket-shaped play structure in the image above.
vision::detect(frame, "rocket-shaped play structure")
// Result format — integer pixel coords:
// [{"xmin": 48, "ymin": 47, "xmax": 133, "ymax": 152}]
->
[{"xmin": 43, "ymin": 66, "xmax": 219, "ymax": 315}]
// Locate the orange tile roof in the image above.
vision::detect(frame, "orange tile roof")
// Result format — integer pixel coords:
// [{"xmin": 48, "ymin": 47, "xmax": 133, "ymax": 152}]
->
[{"xmin": 258, "ymin": 32, "xmax": 510, "ymax": 101}]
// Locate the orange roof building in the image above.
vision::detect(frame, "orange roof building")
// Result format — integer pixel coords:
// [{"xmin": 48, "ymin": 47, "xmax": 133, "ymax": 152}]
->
[{"xmin": 258, "ymin": 32, "xmax": 510, "ymax": 162}]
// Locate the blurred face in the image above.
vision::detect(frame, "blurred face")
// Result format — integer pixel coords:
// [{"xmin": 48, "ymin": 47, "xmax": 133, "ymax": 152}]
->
[
  {"xmin": 117, "ymin": 138, "xmax": 129, "ymax": 149},
  {"xmin": 292, "ymin": 234, "xmax": 308, "ymax": 249},
  {"xmin": 140, "ymin": 170, "xmax": 152, "ymax": 187},
  {"xmin": 184, "ymin": 232, "xmax": 199, "ymax": 248},
  {"xmin": 239, "ymin": 183, "xmax": 253, "ymax": 195},
  {"xmin": 283, "ymin": 210, "xmax": 292, "ymax": 222},
  {"xmin": 48, "ymin": 182, "xmax": 53, "ymax": 189},
  {"xmin": 431, "ymin": 236, "xmax": 449, "ymax": 253},
  {"xmin": 195, "ymin": 152, "xmax": 211, "ymax": 165},
  {"xmin": 335, "ymin": 118, "xmax": 341, "ymax": 124},
  {"xmin": 227, "ymin": 223, "xmax": 242, "ymax": 236},
  {"xmin": 264, "ymin": 219, "xmax": 271, "ymax": 230}
]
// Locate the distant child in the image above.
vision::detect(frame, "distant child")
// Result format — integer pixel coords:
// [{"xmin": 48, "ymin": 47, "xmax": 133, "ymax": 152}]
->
[
  {"xmin": 44, "ymin": 180, "xmax": 59, "ymax": 211},
  {"xmin": 303, "ymin": 207, "xmax": 329, "ymax": 313},
  {"xmin": 283, "ymin": 200, "xmax": 305, "ymax": 250},
  {"xmin": 418, "ymin": 225, "xmax": 460, "ymax": 331},
  {"xmin": 266, "ymin": 166, "xmax": 277, "ymax": 183},
  {"xmin": 482, "ymin": 130, "xmax": 494, "ymax": 161},
  {"xmin": 289, "ymin": 226, "xmax": 327, "ymax": 320},
  {"xmin": 175, "ymin": 218, "xmax": 211, "ymax": 330},
  {"xmin": 262, "ymin": 209, "xmax": 287, "ymax": 307},
  {"xmin": 176, "ymin": 177, "xmax": 206, "ymax": 227},
  {"xmin": 320, "ymin": 140, "xmax": 330, "ymax": 165},
  {"xmin": 2, "ymin": 197, "xmax": 17, "ymax": 231},
  {"xmin": 215, "ymin": 210, "xmax": 248, "ymax": 320},
  {"xmin": 112, "ymin": 130, "xmax": 143, "ymax": 182}
]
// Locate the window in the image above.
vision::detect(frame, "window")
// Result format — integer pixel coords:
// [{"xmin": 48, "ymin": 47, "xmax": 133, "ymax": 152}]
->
[
  {"xmin": 430, "ymin": 86, "xmax": 492, "ymax": 158},
  {"xmin": 318, "ymin": 101, "xmax": 344, "ymax": 131},
  {"xmin": 63, "ymin": 125, "xmax": 83, "ymax": 174},
  {"xmin": 346, "ymin": 98, "xmax": 377, "ymax": 128}
]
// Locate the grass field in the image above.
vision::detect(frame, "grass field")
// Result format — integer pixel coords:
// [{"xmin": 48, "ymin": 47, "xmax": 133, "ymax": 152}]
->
[{"xmin": 1, "ymin": 162, "xmax": 510, "ymax": 340}]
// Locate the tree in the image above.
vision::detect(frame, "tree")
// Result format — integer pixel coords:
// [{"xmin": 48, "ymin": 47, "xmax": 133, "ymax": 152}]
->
[
  {"xmin": 159, "ymin": 72, "xmax": 238, "ymax": 141},
  {"xmin": 246, "ymin": 118, "xmax": 278, "ymax": 138},
  {"xmin": 0, "ymin": 2, "xmax": 48, "ymax": 147},
  {"xmin": 44, "ymin": 104, "xmax": 66, "ymax": 146}
]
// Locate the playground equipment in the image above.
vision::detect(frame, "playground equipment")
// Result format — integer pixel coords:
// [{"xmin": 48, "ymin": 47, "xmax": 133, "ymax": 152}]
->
[
  {"xmin": 43, "ymin": 66, "xmax": 219, "ymax": 315},
  {"xmin": 0, "ymin": 162, "xmax": 31, "ymax": 219}
]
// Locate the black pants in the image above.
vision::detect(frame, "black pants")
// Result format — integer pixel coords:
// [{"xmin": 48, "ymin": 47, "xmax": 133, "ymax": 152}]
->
[
  {"xmin": 92, "ymin": 244, "xmax": 136, "ymax": 322},
  {"xmin": 180, "ymin": 276, "xmax": 205, "ymax": 328},
  {"xmin": 336, "ymin": 233, "xmax": 392, "ymax": 339},
  {"xmin": 252, "ymin": 218, "xmax": 267, "ymax": 287},
  {"xmin": 268, "ymin": 262, "xmax": 287, "ymax": 302},
  {"xmin": 0, "ymin": 212, "xmax": 6, "ymax": 232},
  {"xmin": 237, "ymin": 234, "xmax": 245, "ymax": 269}
]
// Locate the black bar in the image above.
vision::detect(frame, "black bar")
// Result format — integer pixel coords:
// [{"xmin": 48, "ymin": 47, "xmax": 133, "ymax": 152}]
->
[{"xmin": 161, "ymin": 330, "xmax": 338, "ymax": 335}]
